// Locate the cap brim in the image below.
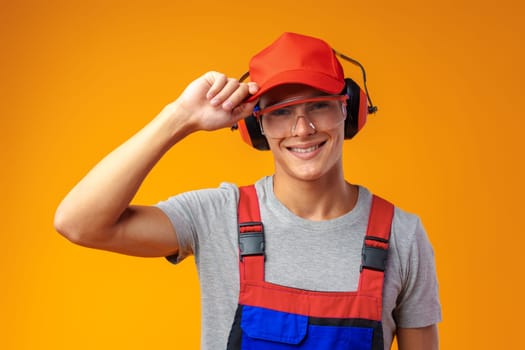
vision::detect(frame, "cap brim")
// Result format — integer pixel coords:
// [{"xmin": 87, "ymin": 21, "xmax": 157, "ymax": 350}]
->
[{"xmin": 246, "ymin": 70, "xmax": 345, "ymax": 102}]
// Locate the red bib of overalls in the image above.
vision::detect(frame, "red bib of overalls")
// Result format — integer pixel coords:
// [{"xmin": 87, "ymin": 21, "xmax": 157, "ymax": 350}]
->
[{"xmin": 227, "ymin": 185, "xmax": 394, "ymax": 350}]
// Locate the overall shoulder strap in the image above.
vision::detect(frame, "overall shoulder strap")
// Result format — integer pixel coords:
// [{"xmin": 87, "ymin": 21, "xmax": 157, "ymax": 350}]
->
[
  {"xmin": 358, "ymin": 195, "xmax": 395, "ymax": 298},
  {"xmin": 362, "ymin": 195, "xmax": 394, "ymax": 270},
  {"xmin": 238, "ymin": 185, "xmax": 265, "ymax": 281}
]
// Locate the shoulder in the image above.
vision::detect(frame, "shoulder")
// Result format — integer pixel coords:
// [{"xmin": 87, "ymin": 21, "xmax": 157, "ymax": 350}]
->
[
  {"xmin": 368, "ymin": 192, "xmax": 435, "ymax": 278},
  {"xmin": 156, "ymin": 182, "xmax": 240, "ymax": 211},
  {"xmin": 156, "ymin": 177, "xmax": 275, "ymax": 218},
  {"xmin": 390, "ymin": 205, "xmax": 434, "ymax": 264},
  {"xmin": 364, "ymin": 188, "xmax": 426, "ymax": 251},
  {"xmin": 392, "ymin": 206, "xmax": 425, "ymax": 247}
]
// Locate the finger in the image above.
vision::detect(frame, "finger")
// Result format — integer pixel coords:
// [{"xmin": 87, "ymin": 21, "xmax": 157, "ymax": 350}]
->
[
  {"xmin": 210, "ymin": 78, "xmax": 243, "ymax": 109},
  {"xmin": 220, "ymin": 83, "xmax": 256, "ymax": 111},
  {"xmin": 205, "ymin": 72, "xmax": 228, "ymax": 101},
  {"xmin": 247, "ymin": 82, "xmax": 259, "ymax": 95}
]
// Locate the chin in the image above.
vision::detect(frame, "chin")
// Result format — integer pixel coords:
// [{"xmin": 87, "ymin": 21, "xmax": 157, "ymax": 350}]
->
[{"xmin": 276, "ymin": 158, "xmax": 343, "ymax": 184}]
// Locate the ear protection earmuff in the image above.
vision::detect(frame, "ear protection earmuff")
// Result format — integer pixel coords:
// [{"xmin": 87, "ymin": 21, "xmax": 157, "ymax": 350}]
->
[{"xmin": 234, "ymin": 50, "xmax": 377, "ymax": 151}]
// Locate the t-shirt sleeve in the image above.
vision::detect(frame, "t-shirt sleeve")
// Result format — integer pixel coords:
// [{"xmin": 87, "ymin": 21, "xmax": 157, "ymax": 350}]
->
[
  {"xmin": 155, "ymin": 183, "xmax": 239, "ymax": 264},
  {"xmin": 393, "ymin": 216, "xmax": 442, "ymax": 328}
]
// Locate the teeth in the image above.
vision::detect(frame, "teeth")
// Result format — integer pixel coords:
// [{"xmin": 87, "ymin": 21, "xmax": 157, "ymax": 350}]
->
[{"xmin": 290, "ymin": 145, "xmax": 319, "ymax": 153}]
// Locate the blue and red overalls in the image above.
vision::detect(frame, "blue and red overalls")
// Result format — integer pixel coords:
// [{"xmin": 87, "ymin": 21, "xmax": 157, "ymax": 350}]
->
[{"xmin": 227, "ymin": 185, "xmax": 394, "ymax": 350}]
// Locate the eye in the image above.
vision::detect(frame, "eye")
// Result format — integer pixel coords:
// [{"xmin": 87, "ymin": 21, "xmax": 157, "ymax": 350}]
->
[
  {"xmin": 267, "ymin": 107, "xmax": 292, "ymax": 117},
  {"xmin": 307, "ymin": 101, "xmax": 330, "ymax": 112}
]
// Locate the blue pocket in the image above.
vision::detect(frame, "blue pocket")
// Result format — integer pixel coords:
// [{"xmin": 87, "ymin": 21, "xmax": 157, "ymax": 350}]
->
[
  {"xmin": 240, "ymin": 306, "xmax": 373, "ymax": 350},
  {"xmin": 241, "ymin": 306, "xmax": 308, "ymax": 346}
]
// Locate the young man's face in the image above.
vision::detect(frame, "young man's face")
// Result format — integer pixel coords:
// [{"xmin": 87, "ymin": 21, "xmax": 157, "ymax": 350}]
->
[{"xmin": 258, "ymin": 84, "xmax": 347, "ymax": 183}]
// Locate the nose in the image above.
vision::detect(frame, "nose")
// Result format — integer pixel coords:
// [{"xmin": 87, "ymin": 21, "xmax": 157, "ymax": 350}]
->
[{"xmin": 291, "ymin": 114, "xmax": 316, "ymax": 136}]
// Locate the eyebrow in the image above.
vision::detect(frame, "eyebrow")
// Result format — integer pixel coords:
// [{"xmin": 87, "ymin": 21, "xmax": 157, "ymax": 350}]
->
[
  {"xmin": 260, "ymin": 93, "xmax": 332, "ymax": 109},
  {"xmin": 255, "ymin": 95, "xmax": 348, "ymax": 117}
]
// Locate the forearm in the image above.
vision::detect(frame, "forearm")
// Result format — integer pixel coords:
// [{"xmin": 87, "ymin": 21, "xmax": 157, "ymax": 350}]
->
[
  {"xmin": 54, "ymin": 101, "xmax": 191, "ymax": 243},
  {"xmin": 397, "ymin": 325, "xmax": 439, "ymax": 350}
]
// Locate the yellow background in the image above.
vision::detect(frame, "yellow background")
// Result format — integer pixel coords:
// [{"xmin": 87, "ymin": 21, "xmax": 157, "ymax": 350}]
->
[{"xmin": 1, "ymin": 0, "xmax": 524, "ymax": 348}]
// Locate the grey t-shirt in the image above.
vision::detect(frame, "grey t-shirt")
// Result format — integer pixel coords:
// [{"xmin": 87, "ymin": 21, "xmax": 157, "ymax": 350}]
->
[{"xmin": 156, "ymin": 176, "xmax": 441, "ymax": 349}]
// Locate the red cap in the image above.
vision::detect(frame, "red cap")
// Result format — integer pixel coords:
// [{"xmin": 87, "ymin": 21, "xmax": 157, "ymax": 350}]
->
[{"xmin": 246, "ymin": 32, "xmax": 345, "ymax": 102}]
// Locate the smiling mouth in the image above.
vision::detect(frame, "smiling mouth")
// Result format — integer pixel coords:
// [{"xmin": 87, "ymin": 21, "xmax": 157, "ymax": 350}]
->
[{"xmin": 288, "ymin": 141, "xmax": 326, "ymax": 153}]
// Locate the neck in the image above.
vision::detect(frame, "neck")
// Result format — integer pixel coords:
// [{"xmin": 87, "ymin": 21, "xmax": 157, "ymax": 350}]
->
[{"xmin": 272, "ymin": 171, "xmax": 358, "ymax": 221}]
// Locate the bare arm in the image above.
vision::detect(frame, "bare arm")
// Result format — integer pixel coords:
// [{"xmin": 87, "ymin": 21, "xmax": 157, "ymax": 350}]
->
[
  {"xmin": 397, "ymin": 324, "xmax": 439, "ymax": 350},
  {"xmin": 54, "ymin": 72, "xmax": 259, "ymax": 257}
]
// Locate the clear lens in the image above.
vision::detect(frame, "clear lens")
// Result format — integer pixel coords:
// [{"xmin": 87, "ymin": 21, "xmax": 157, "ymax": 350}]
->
[{"xmin": 255, "ymin": 95, "xmax": 348, "ymax": 138}]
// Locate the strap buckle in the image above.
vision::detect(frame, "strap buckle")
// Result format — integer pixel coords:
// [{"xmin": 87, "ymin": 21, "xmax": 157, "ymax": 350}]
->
[
  {"xmin": 239, "ymin": 222, "xmax": 265, "ymax": 260},
  {"xmin": 361, "ymin": 236, "xmax": 389, "ymax": 272}
]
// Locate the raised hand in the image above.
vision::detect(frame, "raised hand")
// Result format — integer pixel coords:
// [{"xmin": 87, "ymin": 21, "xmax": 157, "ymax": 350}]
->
[{"xmin": 165, "ymin": 71, "xmax": 259, "ymax": 133}]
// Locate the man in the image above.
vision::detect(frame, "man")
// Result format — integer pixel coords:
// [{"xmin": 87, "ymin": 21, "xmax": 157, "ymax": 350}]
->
[{"xmin": 55, "ymin": 32, "xmax": 441, "ymax": 349}]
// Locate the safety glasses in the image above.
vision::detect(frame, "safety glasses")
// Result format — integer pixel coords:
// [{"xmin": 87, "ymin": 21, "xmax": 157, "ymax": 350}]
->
[{"xmin": 254, "ymin": 94, "xmax": 348, "ymax": 138}]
